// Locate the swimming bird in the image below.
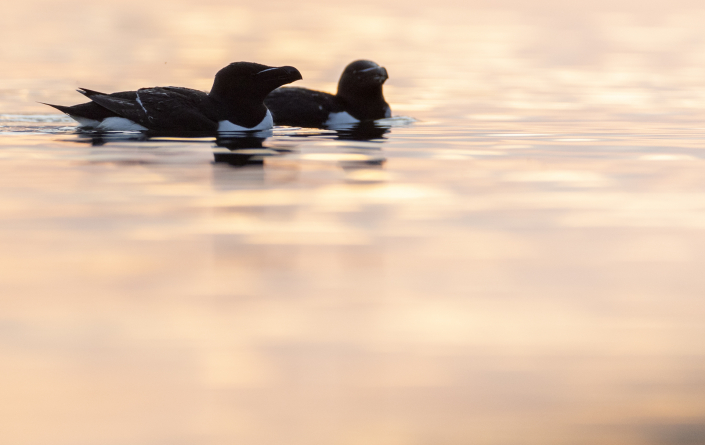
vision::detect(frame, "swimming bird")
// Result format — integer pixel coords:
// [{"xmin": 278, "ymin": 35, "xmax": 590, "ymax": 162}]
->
[
  {"xmin": 264, "ymin": 60, "xmax": 390, "ymax": 128},
  {"xmin": 44, "ymin": 62, "xmax": 302, "ymax": 132}
]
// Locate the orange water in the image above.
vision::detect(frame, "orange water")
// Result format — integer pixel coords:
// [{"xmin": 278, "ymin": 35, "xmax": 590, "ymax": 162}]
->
[{"xmin": 3, "ymin": 1, "xmax": 705, "ymax": 444}]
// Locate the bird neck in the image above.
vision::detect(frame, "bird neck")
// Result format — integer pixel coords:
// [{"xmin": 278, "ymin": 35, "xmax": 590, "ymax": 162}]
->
[
  {"xmin": 209, "ymin": 91, "xmax": 268, "ymax": 128},
  {"xmin": 336, "ymin": 86, "xmax": 389, "ymax": 120}
]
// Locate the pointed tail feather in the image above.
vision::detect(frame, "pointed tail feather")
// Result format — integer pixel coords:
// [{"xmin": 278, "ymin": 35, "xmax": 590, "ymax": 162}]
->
[
  {"xmin": 39, "ymin": 99, "xmax": 121, "ymax": 125},
  {"xmin": 40, "ymin": 102, "xmax": 73, "ymax": 114}
]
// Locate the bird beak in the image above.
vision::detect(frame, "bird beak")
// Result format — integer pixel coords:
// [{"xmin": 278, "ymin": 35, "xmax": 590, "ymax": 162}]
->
[
  {"xmin": 357, "ymin": 65, "xmax": 388, "ymax": 84},
  {"xmin": 374, "ymin": 66, "xmax": 389, "ymax": 83},
  {"xmin": 256, "ymin": 66, "xmax": 303, "ymax": 86}
]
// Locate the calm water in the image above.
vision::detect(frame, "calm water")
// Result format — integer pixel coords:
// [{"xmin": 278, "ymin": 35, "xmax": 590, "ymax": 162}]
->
[{"xmin": 4, "ymin": 1, "xmax": 705, "ymax": 445}]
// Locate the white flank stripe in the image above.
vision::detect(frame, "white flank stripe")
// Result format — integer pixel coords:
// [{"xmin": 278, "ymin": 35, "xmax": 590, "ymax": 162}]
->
[
  {"xmin": 135, "ymin": 92, "xmax": 148, "ymax": 115},
  {"xmin": 325, "ymin": 111, "xmax": 359, "ymax": 126},
  {"xmin": 71, "ymin": 115, "xmax": 101, "ymax": 128},
  {"xmin": 97, "ymin": 117, "xmax": 148, "ymax": 131}
]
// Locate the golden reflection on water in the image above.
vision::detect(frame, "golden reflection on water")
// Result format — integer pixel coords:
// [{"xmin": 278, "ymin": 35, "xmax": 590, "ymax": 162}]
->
[
  {"xmin": 4, "ymin": 0, "xmax": 705, "ymax": 444},
  {"xmin": 2, "ymin": 122, "xmax": 705, "ymax": 445}
]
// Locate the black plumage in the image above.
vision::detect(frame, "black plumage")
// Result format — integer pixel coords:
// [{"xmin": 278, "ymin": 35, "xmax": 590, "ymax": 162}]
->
[
  {"xmin": 44, "ymin": 62, "xmax": 302, "ymax": 132},
  {"xmin": 264, "ymin": 60, "xmax": 390, "ymax": 128}
]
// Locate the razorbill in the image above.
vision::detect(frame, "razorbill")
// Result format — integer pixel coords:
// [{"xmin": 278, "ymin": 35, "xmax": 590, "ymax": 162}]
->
[
  {"xmin": 264, "ymin": 60, "xmax": 390, "ymax": 128},
  {"xmin": 44, "ymin": 62, "xmax": 302, "ymax": 132}
]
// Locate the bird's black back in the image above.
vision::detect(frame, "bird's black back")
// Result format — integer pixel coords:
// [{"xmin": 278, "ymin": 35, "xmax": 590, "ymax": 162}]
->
[
  {"xmin": 45, "ymin": 62, "xmax": 303, "ymax": 132},
  {"xmin": 265, "ymin": 87, "xmax": 343, "ymax": 128}
]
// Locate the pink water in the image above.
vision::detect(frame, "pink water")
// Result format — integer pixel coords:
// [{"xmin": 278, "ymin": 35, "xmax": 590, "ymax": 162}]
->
[{"xmin": 3, "ymin": 1, "xmax": 705, "ymax": 444}]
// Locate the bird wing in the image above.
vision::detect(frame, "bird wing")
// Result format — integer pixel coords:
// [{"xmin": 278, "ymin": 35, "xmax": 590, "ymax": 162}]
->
[
  {"xmin": 77, "ymin": 88, "xmax": 146, "ymax": 121},
  {"xmin": 78, "ymin": 87, "xmax": 218, "ymax": 132}
]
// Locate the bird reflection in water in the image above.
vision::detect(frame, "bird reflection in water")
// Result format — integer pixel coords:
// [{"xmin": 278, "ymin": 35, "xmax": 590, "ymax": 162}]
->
[
  {"xmin": 72, "ymin": 130, "xmax": 150, "ymax": 146},
  {"xmin": 329, "ymin": 121, "xmax": 390, "ymax": 141},
  {"xmin": 66, "ymin": 121, "xmax": 391, "ymax": 170},
  {"xmin": 214, "ymin": 122, "xmax": 390, "ymax": 169},
  {"xmin": 213, "ymin": 132, "xmax": 282, "ymax": 167}
]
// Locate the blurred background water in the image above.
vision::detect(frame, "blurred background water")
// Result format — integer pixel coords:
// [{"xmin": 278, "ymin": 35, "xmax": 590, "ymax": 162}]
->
[{"xmin": 3, "ymin": 1, "xmax": 705, "ymax": 444}]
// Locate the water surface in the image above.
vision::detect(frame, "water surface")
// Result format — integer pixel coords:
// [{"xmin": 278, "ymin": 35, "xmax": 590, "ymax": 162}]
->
[{"xmin": 3, "ymin": 1, "xmax": 705, "ymax": 445}]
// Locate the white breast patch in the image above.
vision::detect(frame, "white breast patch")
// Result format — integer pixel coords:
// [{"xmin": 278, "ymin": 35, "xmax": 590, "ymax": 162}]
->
[{"xmin": 218, "ymin": 110, "xmax": 273, "ymax": 132}]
